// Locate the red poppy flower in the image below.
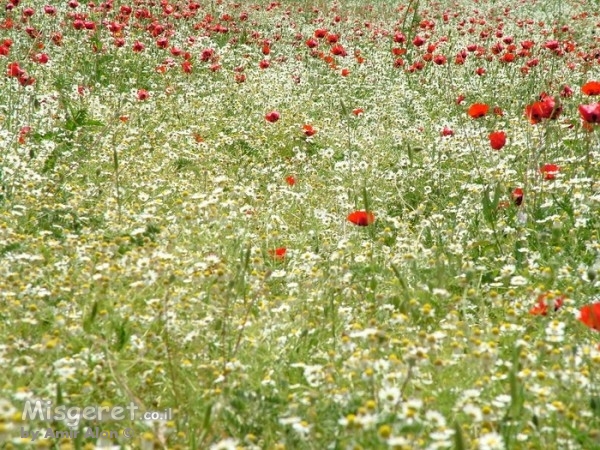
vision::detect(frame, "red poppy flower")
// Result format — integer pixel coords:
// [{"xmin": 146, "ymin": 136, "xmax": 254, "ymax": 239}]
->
[
  {"xmin": 491, "ymin": 42, "xmax": 504, "ymax": 55},
  {"xmin": 341, "ymin": 68, "xmax": 350, "ymax": 76},
  {"xmin": 512, "ymin": 188, "xmax": 523, "ymax": 206},
  {"xmin": 489, "ymin": 131, "xmax": 506, "ymax": 150},
  {"xmin": 525, "ymin": 94, "xmax": 561, "ymax": 124},
  {"xmin": 303, "ymin": 124, "xmax": 316, "ymax": 136},
  {"xmin": 540, "ymin": 163, "xmax": 560, "ymax": 180},
  {"xmin": 525, "ymin": 102, "xmax": 549, "ymax": 124},
  {"xmin": 526, "ymin": 58, "xmax": 539, "ymax": 67},
  {"xmin": 393, "ymin": 32, "xmax": 406, "ymax": 43},
  {"xmin": 156, "ymin": 37, "xmax": 169, "ymax": 49},
  {"xmin": 137, "ymin": 89, "xmax": 149, "ymax": 101},
  {"xmin": 262, "ymin": 42, "xmax": 270, "ymax": 55},
  {"xmin": 560, "ymin": 85, "xmax": 574, "ymax": 98},
  {"xmin": 182, "ymin": 61, "xmax": 192, "ymax": 73},
  {"xmin": 33, "ymin": 53, "xmax": 48, "ymax": 64},
  {"xmin": 521, "ymin": 40, "xmax": 534, "ymax": 50},
  {"xmin": 441, "ymin": 126, "xmax": 454, "ymax": 137},
  {"xmin": 347, "ymin": 210, "xmax": 375, "ymax": 226},
  {"xmin": 265, "ymin": 111, "xmax": 280, "ymax": 123},
  {"xmin": 326, "ymin": 33, "xmax": 339, "ymax": 44},
  {"xmin": 467, "ymin": 103, "xmax": 489, "ymax": 119},
  {"xmin": 6, "ymin": 61, "xmax": 24, "ymax": 77},
  {"xmin": 352, "ymin": 108, "xmax": 364, "ymax": 116},
  {"xmin": 412, "ymin": 35, "xmax": 425, "ymax": 46},
  {"xmin": 578, "ymin": 302, "xmax": 600, "ymax": 331},
  {"xmin": 433, "ymin": 54, "xmax": 446, "ymax": 65},
  {"xmin": 18, "ymin": 126, "xmax": 31, "ymax": 144},
  {"xmin": 17, "ymin": 73, "xmax": 35, "ymax": 86},
  {"xmin": 578, "ymin": 103, "xmax": 600, "ymax": 124},
  {"xmin": 582, "ymin": 81, "xmax": 600, "ymax": 96},
  {"xmin": 314, "ymin": 28, "xmax": 327, "ymax": 38},
  {"xmin": 132, "ymin": 41, "xmax": 145, "ymax": 52},
  {"xmin": 269, "ymin": 247, "xmax": 287, "ymax": 260},
  {"xmin": 529, "ymin": 293, "xmax": 564, "ymax": 316},
  {"xmin": 201, "ymin": 48, "xmax": 214, "ymax": 62},
  {"xmin": 306, "ymin": 38, "xmax": 318, "ymax": 48},
  {"xmin": 285, "ymin": 176, "xmax": 296, "ymax": 186},
  {"xmin": 331, "ymin": 44, "xmax": 347, "ymax": 57}
]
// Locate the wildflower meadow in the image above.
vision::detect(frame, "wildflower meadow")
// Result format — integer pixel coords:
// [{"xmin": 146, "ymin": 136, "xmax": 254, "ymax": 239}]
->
[{"xmin": 3, "ymin": 0, "xmax": 600, "ymax": 448}]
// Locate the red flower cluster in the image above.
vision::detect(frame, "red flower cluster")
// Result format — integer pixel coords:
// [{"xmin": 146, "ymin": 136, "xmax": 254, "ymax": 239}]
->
[
  {"xmin": 530, "ymin": 294, "xmax": 600, "ymax": 334},
  {"xmin": 529, "ymin": 293, "xmax": 565, "ymax": 316},
  {"xmin": 0, "ymin": 39, "xmax": 12, "ymax": 57},
  {"xmin": 6, "ymin": 61, "xmax": 35, "ymax": 86},
  {"xmin": 525, "ymin": 93, "xmax": 561, "ymax": 124}
]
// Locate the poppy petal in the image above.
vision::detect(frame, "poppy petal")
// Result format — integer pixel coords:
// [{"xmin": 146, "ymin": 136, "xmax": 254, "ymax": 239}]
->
[
  {"xmin": 578, "ymin": 303, "xmax": 600, "ymax": 331},
  {"xmin": 347, "ymin": 211, "xmax": 375, "ymax": 226}
]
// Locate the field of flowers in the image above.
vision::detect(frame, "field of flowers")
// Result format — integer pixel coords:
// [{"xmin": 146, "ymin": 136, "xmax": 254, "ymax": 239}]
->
[{"xmin": 2, "ymin": 0, "xmax": 600, "ymax": 448}]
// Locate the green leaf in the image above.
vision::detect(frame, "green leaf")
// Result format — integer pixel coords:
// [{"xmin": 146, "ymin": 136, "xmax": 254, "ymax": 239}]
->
[
  {"xmin": 590, "ymin": 396, "xmax": 600, "ymax": 417},
  {"xmin": 564, "ymin": 421, "xmax": 598, "ymax": 448},
  {"xmin": 508, "ymin": 349, "xmax": 524, "ymax": 418},
  {"xmin": 32, "ymin": 131, "xmax": 58, "ymax": 141},
  {"xmin": 482, "ymin": 183, "xmax": 501, "ymax": 225},
  {"xmin": 454, "ymin": 421, "xmax": 466, "ymax": 450},
  {"xmin": 84, "ymin": 301, "xmax": 98, "ymax": 332},
  {"xmin": 113, "ymin": 148, "xmax": 119, "ymax": 171},
  {"xmin": 82, "ymin": 119, "xmax": 106, "ymax": 127},
  {"xmin": 390, "ymin": 264, "xmax": 410, "ymax": 301},
  {"xmin": 114, "ymin": 319, "xmax": 129, "ymax": 351},
  {"xmin": 362, "ymin": 185, "xmax": 370, "ymax": 213},
  {"xmin": 340, "ymin": 99, "xmax": 348, "ymax": 117},
  {"xmin": 56, "ymin": 382, "xmax": 63, "ymax": 406}
]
